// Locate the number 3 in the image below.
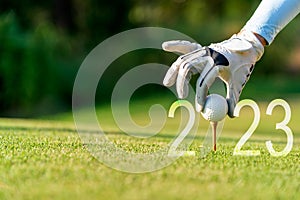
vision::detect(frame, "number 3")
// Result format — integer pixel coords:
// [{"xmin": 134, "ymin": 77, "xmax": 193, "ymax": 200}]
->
[
  {"xmin": 265, "ymin": 99, "xmax": 293, "ymax": 157},
  {"xmin": 233, "ymin": 99, "xmax": 293, "ymax": 156}
]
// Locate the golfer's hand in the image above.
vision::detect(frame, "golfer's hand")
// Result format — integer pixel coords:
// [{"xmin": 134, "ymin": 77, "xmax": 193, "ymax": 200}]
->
[{"xmin": 163, "ymin": 30, "xmax": 264, "ymax": 117}]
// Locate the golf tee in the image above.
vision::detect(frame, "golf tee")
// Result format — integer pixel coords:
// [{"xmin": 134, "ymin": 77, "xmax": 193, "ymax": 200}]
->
[{"xmin": 211, "ymin": 122, "xmax": 218, "ymax": 151}]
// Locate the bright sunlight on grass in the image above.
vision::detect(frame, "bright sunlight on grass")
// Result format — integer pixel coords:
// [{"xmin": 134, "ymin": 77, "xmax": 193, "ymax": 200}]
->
[{"xmin": 0, "ymin": 96, "xmax": 299, "ymax": 199}]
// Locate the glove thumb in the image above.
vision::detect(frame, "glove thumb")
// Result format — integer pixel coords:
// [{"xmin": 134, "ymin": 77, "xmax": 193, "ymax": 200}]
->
[{"xmin": 226, "ymin": 85, "xmax": 240, "ymax": 118}]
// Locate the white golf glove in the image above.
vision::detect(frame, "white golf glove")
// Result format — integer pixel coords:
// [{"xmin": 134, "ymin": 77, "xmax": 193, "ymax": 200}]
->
[{"xmin": 163, "ymin": 30, "xmax": 264, "ymax": 117}]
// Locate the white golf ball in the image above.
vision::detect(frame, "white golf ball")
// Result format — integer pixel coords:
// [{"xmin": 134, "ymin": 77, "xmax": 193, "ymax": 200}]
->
[{"xmin": 201, "ymin": 94, "xmax": 228, "ymax": 122}]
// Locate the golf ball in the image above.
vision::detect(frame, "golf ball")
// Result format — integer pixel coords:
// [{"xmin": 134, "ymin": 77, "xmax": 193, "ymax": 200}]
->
[{"xmin": 201, "ymin": 94, "xmax": 228, "ymax": 122}]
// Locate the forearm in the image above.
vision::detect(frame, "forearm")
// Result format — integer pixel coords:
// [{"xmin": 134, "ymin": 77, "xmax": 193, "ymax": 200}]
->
[{"xmin": 243, "ymin": 0, "xmax": 300, "ymax": 45}]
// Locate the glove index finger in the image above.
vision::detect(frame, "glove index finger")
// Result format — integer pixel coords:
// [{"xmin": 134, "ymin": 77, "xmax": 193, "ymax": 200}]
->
[
  {"xmin": 195, "ymin": 63, "xmax": 219, "ymax": 112},
  {"xmin": 162, "ymin": 40, "xmax": 202, "ymax": 54}
]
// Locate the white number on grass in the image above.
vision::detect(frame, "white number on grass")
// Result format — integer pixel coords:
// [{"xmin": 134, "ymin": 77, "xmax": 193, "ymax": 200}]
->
[
  {"xmin": 168, "ymin": 100, "xmax": 195, "ymax": 156},
  {"xmin": 265, "ymin": 99, "xmax": 293, "ymax": 157},
  {"xmin": 233, "ymin": 99, "xmax": 293, "ymax": 157},
  {"xmin": 167, "ymin": 99, "xmax": 293, "ymax": 157},
  {"xmin": 233, "ymin": 100, "xmax": 261, "ymax": 156}
]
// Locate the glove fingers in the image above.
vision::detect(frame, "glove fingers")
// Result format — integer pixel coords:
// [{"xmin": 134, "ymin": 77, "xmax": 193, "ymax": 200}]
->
[
  {"xmin": 163, "ymin": 51, "xmax": 200, "ymax": 87},
  {"xmin": 163, "ymin": 57, "xmax": 183, "ymax": 87},
  {"xmin": 176, "ymin": 63, "xmax": 191, "ymax": 99},
  {"xmin": 162, "ymin": 40, "xmax": 202, "ymax": 54},
  {"xmin": 195, "ymin": 63, "xmax": 220, "ymax": 112},
  {"xmin": 164, "ymin": 49, "xmax": 203, "ymax": 87},
  {"xmin": 176, "ymin": 70, "xmax": 193, "ymax": 99},
  {"xmin": 176, "ymin": 50, "xmax": 211, "ymax": 98}
]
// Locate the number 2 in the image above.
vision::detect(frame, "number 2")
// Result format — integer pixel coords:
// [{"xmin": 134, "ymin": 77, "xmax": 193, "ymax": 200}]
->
[
  {"xmin": 233, "ymin": 100, "xmax": 261, "ymax": 156},
  {"xmin": 168, "ymin": 100, "xmax": 196, "ymax": 156}
]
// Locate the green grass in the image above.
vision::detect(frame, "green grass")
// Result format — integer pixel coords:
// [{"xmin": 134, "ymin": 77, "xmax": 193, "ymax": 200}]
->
[{"xmin": 0, "ymin": 96, "xmax": 300, "ymax": 199}]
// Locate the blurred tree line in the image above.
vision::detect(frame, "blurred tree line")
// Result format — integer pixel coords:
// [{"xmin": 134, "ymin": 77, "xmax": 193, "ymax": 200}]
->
[{"xmin": 0, "ymin": 0, "xmax": 299, "ymax": 116}]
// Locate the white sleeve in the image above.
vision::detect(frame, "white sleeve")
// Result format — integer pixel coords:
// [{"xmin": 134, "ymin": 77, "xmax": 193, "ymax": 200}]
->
[{"xmin": 243, "ymin": 0, "xmax": 300, "ymax": 44}]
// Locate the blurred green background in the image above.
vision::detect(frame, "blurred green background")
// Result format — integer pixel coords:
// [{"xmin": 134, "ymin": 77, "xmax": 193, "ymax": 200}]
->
[{"xmin": 0, "ymin": 0, "xmax": 300, "ymax": 117}]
